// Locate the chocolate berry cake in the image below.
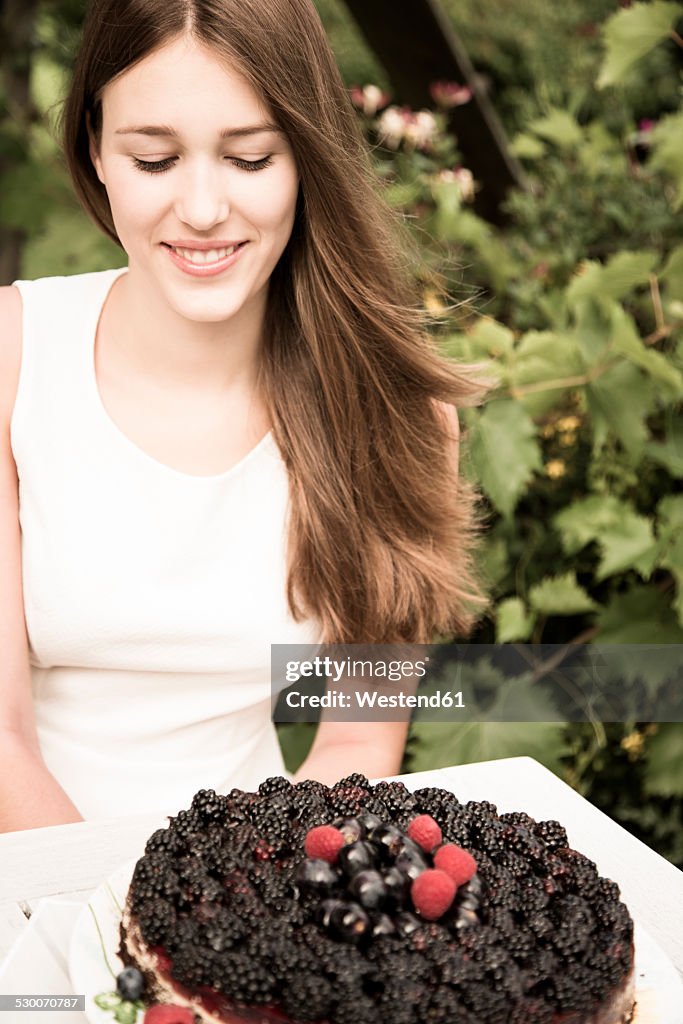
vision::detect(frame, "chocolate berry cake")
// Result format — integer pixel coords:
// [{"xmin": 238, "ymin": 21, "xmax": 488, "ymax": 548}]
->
[{"xmin": 119, "ymin": 775, "xmax": 635, "ymax": 1024}]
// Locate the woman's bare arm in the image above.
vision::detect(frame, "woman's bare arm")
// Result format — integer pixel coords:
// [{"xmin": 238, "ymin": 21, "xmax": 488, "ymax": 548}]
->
[{"xmin": 0, "ymin": 285, "xmax": 83, "ymax": 831}]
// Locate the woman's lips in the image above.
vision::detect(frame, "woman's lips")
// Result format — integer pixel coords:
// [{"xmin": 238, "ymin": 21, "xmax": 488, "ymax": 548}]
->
[{"xmin": 162, "ymin": 241, "xmax": 248, "ymax": 277}]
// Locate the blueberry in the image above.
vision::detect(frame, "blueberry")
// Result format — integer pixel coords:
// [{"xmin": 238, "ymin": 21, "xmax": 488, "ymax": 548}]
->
[
  {"xmin": 116, "ymin": 966, "xmax": 144, "ymax": 1001},
  {"xmin": 383, "ymin": 866, "xmax": 410, "ymax": 909},
  {"xmin": 295, "ymin": 858, "xmax": 339, "ymax": 896},
  {"xmin": 454, "ymin": 907, "xmax": 479, "ymax": 930},
  {"xmin": 368, "ymin": 824, "xmax": 404, "ymax": 862},
  {"xmin": 395, "ymin": 912, "xmax": 422, "ymax": 936},
  {"xmin": 395, "ymin": 846, "xmax": 428, "ymax": 882},
  {"xmin": 316, "ymin": 898, "xmax": 345, "ymax": 929},
  {"xmin": 371, "ymin": 912, "xmax": 396, "ymax": 937},
  {"xmin": 349, "ymin": 869, "xmax": 387, "ymax": 910},
  {"xmin": 357, "ymin": 812, "xmax": 382, "ymax": 837},
  {"xmin": 337, "ymin": 840, "xmax": 376, "ymax": 876},
  {"xmin": 328, "ymin": 901, "xmax": 370, "ymax": 943},
  {"xmin": 332, "ymin": 817, "xmax": 363, "ymax": 844}
]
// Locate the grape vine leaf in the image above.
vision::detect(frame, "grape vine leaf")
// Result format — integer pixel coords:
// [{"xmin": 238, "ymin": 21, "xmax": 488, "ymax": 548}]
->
[
  {"xmin": 656, "ymin": 495, "xmax": 683, "ymax": 625},
  {"xmin": 566, "ymin": 252, "xmax": 658, "ymax": 308},
  {"xmin": 496, "ymin": 597, "xmax": 536, "ymax": 643},
  {"xmin": 527, "ymin": 108, "xmax": 583, "ymax": 149},
  {"xmin": 585, "ymin": 361, "xmax": 655, "ymax": 461},
  {"xmin": 644, "ymin": 724, "xmax": 683, "ymax": 798},
  {"xmin": 554, "ymin": 495, "xmax": 629, "ymax": 554},
  {"xmin": 645, "ymin": 417, "xmax": 683, "ymax": 477},
  {"xmin": 610, "ymin": 306, "xmax": 683, "ymax": 395},
  {"xmin": 528, "ymin": 574, "xmax": 598, "ymax": 616},
  {"xmin": 468, "ymin": 399, "xmax": 542, "ymax": 519},
  {"xmin": 597, "ymin": 1, "xmax": 683, "ymax": 88},
  {"xmin": 596, "ymin": 586, "xmax": 683, "ymax": 643},
  {"xmin": 554, "ymin": 496, "xmax": 657, "ymax": 581},
  {"xmin": 651, "ymin": 110, "xmax": 683, "ymax": 210},
  {"xmin": 595, "ymin": 511, "xmax": 657, "ymax": 581},
  {"xmin": 407, "ymin": 720, "xmax": 568, "ymax": 775}
]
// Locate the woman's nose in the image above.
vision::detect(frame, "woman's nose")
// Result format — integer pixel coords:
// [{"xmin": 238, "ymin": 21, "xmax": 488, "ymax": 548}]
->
[{"xmin": 174, "ymin": 160, "xmax": 230, "ymax": 230}]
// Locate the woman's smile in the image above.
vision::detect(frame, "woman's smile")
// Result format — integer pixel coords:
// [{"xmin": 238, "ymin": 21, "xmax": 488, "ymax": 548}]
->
[{"xmin": 90, "ymin": 33, "xmax": 299, "ymax": 324}]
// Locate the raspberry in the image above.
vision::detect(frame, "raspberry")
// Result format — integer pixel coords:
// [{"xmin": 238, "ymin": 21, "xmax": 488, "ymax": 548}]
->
[
  {"xmin": 303, "ymin": 825, "xmax": 345, "ymax": 863},
  {"xmin": 407, "ymin": 814, "xmax": 443, "ymax": 853},
  {"xmin": 410, "ymin": 869, "xmax": 456, "ymax": 920},
  {"xmin": 143, "ymin": 1005, "xmax": 194, "ymax": 1024},
  {"xmin": 433, "ymin": 843, "xmax": 477, "ymax": 886}
]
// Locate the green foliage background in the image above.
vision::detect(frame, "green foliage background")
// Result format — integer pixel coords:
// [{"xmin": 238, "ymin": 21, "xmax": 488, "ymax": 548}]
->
[{"xmin": 1, "ymin": 0, "xmax": 682, "ymax": 865}]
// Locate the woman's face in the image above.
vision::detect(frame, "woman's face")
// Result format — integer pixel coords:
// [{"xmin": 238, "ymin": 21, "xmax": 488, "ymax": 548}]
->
[{"xmin": 90, "ymin": 34, "xmax": 300, "ymax": 326}]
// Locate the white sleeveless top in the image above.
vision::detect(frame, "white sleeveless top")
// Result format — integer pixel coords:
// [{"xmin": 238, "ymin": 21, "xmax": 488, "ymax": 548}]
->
[{"xmin": 10, "ymin": 267, "xmax": 321, "ymax": 819}]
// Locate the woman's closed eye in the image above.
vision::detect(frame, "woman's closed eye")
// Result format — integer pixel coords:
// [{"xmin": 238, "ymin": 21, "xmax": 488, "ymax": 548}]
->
[{"xmin": 131, "ymin": 155, "xmax": 275, "ymax": 174}]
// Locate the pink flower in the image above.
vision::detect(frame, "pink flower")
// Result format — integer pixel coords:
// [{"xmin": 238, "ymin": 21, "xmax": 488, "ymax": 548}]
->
[
  {"xmin": 350, "ymin": 83, "xmax": 391, "ymax": 117},
  {"xmin": 429, "ymin": 81, "xmax": 472, "ymax": 109}
]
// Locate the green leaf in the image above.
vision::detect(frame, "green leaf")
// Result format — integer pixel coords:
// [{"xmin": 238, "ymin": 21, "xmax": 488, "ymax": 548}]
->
[
  {"xmin": 645, "ymin": 417, "xmax": 683, "ymax": 476},
  {"xmin": 509, "ymin": 132, "xmax": 547, "ymax": 160},
  {"xmin": 554, "ymin": 496, "xmax": 657, "ymax": 581},
  {"xmin": 651, "ymin": 110, "xmax": 683, "ymax": 209},
  {"xmin": 479, "ymin": 533, "xmax": 510, "ymax": 590},
  {"xmin": 469, "ymin": 318, "xmax": 515, "ymax": 359},
  {"xmin": 660, "ymin": 245, "xmax": 683, "ymax": 298},
  {"xmin": 597, "ymin": 1, "xmax": 683, "ymax": 88},
  {"xmin": 528, "ymin": 574, "xmax": 598, "ymax": 616},
  {"xmin": 596, "ymin": 586, "xmax": 683, "ymax": 642},
  {"xmin": 585, "ymin": 361, "xmax": 655, "ymax": 460},
  {"xmin": 656, "ymin": 495, "xmax": 683, "ymax": 626},
  {"xmin": 94, "ymin": 993, "xmax": 122, "ymax": 1011},
  {"xmin": 644, "ymin": 725, "xmax": 683, "ymax": 797},
  {"xmin": 113, "ymin": 1002, "xmax": 140, "ymax": 1024},
  {"xmin": 595, "ymin": 511, "xmax": 657, "ymax": 581},
  {"xmin": 407, "ymin": 720, "xmax": 569, "ymax": 775},
  {"xmin": 496, "ymin": 597, "xmax": 536, "ymax": 642},
  {"xmin": 610, "ymin": 306, "xmax": 683, "ymax": 395},
  {"xmin": 509, "ymin": 330, "xmax": 586, "ymax": 417},
  {"xmin": 468, "ymin": 400, "xmax": 543, "ymax": 519},
  {"xmin": 566, "ymin": 252, "xmax": 659, "ymax": 308},
  {"xmin": 554, "ymin": 495, "xmax": 624, "ymax": 555},
  {"xmin": 527, "ymin": 108, "xmax": 583, "ymax": 149}
]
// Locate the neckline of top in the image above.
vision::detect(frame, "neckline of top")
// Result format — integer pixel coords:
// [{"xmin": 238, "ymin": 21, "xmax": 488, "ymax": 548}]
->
[{"xmin": 87, "ymin": 266, "xmax": 276, "ymax": 484}]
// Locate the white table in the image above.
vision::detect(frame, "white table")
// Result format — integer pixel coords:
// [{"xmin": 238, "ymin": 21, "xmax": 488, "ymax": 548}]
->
[{"xmin": 1, "ymin": 757, "xmax": 682, "ymax": 1005}]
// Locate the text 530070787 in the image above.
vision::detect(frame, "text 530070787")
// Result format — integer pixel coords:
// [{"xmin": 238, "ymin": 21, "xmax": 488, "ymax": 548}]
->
[{"xmin": 0, "ymin": 996, "xmax": 86, "ymax": 1011}]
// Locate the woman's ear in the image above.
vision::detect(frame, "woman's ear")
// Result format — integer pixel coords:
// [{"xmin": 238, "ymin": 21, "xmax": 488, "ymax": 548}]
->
[{"xmin": 86, "ymin": 109, "xmax": 105, "ymax": 185}]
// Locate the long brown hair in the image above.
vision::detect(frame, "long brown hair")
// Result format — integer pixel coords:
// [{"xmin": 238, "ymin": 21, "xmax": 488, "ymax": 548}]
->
[{"xmin": 62, "ymin": 0, "xmax": 491, "ymax": 643}]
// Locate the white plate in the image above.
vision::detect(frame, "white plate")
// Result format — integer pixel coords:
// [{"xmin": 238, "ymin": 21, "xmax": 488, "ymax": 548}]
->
[{"xmin": 69, "ymin": 861, "xmax": 683, "ymax": 1024}]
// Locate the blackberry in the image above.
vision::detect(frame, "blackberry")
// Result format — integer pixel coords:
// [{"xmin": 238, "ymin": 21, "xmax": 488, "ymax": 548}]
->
[
  {"xmin": 258, "ymin": 776, "xmax": 294, "ymax": 797},
  {"xmin": 214, "ymin": 951, "xmax": 276, "ymax": 1004},
  {"xmin": 533, "ymin": 819, "xmax": 569, "ymax": 851},
  {"xmin": 281, "ymin": 972, "xmax": 334, "ymax": 1021},
  {"xmin": 337, "ymin": 773, "xmax": 371, "ymax": 789},
  {"xmin": 131, "ymin": 854, "xmax": 180, "ymax": 902},
  {"xmin": 190, "ymin": 788, "xmax": 227, "ymax": 822}
]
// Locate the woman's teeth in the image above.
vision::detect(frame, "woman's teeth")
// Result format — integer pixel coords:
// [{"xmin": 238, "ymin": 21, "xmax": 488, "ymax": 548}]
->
[{"xmin": 171, "ymin": 244, "xmax": 239, "ymax": 264}]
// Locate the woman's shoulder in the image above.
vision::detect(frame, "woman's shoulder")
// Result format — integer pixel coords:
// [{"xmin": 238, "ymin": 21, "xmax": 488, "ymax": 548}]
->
[
  {"xmin": 11, "ymin": 265, "xmax": 125, "ymax": 297},
  {"xmin": 0, "ymin": 285, "xmax": 23, "ymax": 430}
]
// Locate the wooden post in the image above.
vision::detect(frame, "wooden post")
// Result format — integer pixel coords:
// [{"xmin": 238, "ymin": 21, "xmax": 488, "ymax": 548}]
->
[{"xmin": 342, "ymin": 0, "xmax": 524, "ymax": 222}]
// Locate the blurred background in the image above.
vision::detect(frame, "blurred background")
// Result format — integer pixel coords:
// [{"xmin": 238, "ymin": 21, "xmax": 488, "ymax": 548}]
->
[{"xmin": 1, "ymin": 0, "xmax": 681, "ymax": 865}]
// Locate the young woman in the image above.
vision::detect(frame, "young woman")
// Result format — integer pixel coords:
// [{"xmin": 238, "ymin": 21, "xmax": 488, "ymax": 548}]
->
[{"xmin": 0, "ymin": 0, "xmax": 487, "ymax": 830}]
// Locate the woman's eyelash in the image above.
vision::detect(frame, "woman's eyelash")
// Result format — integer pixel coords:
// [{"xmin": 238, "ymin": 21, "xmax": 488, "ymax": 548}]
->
[{"xmin": 131, "ymin": 155, "xmax": 274, "ymax": 174}]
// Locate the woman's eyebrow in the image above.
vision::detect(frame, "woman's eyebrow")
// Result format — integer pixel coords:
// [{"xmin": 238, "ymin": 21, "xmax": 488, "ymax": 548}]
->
[{"xmin": 114, "ymin": 122, "xmax": 281, "ymax": 138}]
